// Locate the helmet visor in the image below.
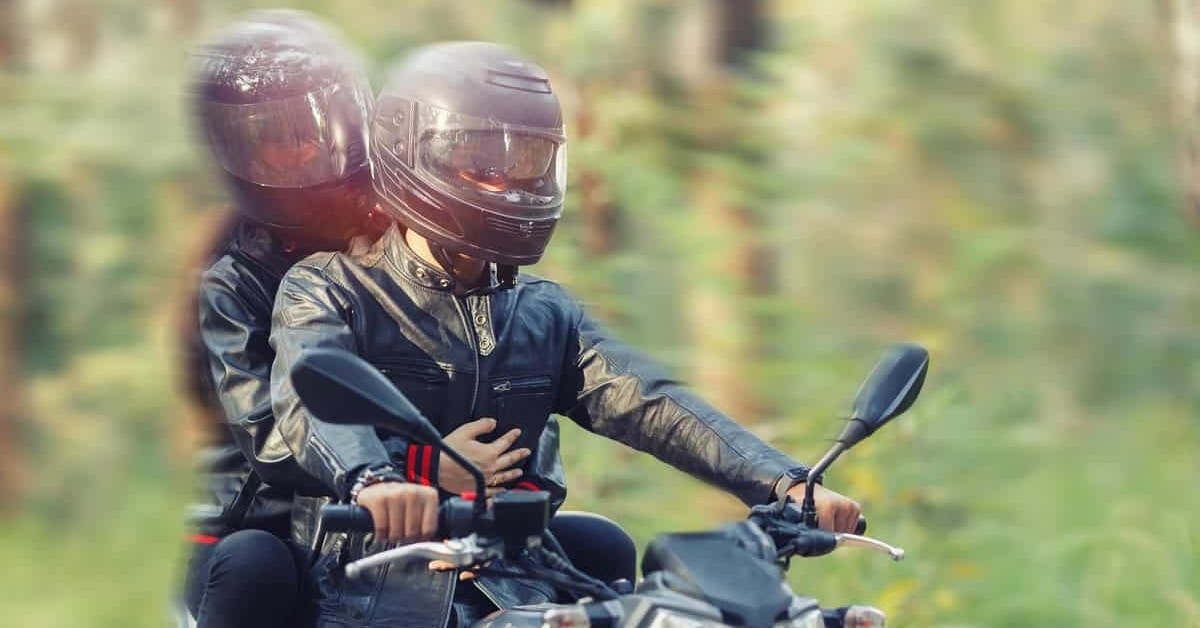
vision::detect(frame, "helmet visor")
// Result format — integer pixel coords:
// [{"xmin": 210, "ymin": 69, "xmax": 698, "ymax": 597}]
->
[
  {"xmin": 416, "ymin": 105, "xmax": 566, "ymax": 219},
  {"xmin": 200, "ymin": 82, "xmax": 371, "ymax": 188}
]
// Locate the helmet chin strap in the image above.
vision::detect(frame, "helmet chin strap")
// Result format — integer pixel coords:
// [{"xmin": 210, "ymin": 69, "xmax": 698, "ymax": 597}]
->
[{"xmin": 429, "ymin": 243, "xmax": 519, "ymax": 296}]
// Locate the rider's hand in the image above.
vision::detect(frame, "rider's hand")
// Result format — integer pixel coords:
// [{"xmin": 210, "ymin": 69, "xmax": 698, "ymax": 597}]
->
[
  {"xmin": 440, "ymin": 418, "xmax": 532, "ymax": 494},
  {"xmin": 355, "ymin": 482, "xmax": 439, "ymax": 543},
  {"xmin": 428, "ymin": 560, "xmax": 483, "ymax": 580},
  {"xmin": 786, "ymin": 483, "xmax": 862, "ymax": 533}
]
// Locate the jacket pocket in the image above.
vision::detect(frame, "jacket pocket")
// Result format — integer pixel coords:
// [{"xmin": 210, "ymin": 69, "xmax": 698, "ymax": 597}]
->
[
  {"xmin": 370, "ymin": 357, "xmax": 449, "ymax": 425},
  {"xmin": 489, "ymin": 374, "xmax": 555, "ymax": 455}
]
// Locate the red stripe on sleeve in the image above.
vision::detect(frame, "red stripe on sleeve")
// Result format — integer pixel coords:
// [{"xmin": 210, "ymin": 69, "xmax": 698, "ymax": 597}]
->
[
  {"xmin": 420, "ymin": 445, "xmax": 433, "ymax": 486},
  {"xmin": 406, "ymin": 444, "xmax": 418, "ymax": 482}
]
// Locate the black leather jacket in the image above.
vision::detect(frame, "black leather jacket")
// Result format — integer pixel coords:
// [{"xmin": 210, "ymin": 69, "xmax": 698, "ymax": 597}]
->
[
  {"xmin": 193, "ymin": 221, "xmax": 310, "ymax": 536},
  {"xmin": 195, "ymin": 222, "xmax": 567, "ymax": 538},
  {"xmin": 270, "ymin": 224, "xmax": 807, "ymax": 628}
]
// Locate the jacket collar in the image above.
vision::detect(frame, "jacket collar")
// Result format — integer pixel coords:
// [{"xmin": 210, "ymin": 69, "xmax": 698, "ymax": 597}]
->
[
  {"xmin": 382, "ymin": 224, "xmax": 501, "ymax": 294},
  {"xmin": 231, "ymin": 221, "xmax": 297, "ymax": 279}
]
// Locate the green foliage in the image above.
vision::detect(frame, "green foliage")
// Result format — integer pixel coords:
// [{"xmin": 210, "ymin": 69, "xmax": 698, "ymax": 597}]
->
[{"xmin": 0, "ymin": 0, "xmax": 1197, "ymax": 625}]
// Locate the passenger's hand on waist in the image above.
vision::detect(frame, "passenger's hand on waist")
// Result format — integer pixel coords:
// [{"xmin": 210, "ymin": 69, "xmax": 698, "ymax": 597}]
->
[
  {"xmin": 440, "ymin": 417, "xmax": 532, "ymax": 494},
  {"xmin": 355, "ymin": 482, "xmax": 439, "ymax": 543}
]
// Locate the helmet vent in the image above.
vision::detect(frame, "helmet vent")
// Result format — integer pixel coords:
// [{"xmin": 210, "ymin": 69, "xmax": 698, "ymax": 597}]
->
[
  {"xmin": 485, "ymin": 69, "xmax": 552, "ymax": 94},
  {"xmin": 485, "ymin": 216, "xmax": 554, "ymax": 238}
]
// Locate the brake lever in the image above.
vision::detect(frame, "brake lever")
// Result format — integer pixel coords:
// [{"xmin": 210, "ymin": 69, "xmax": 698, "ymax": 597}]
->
[
  {"xmin": 344, "ymin": 535, "xmax": 498, "ymax": 579},
  {"xmin": 835, "ymin": 533, "xmax": 905, "ymax": 561}
]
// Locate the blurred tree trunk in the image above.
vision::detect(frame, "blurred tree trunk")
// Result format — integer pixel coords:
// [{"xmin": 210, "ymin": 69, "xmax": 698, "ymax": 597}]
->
[
  {"xmin": 0, "ymin": 0, "xmax": 23, "ymax": 68},
  {"xmin": 0, "ymin": 2, "xmax": 26, "ymax": 511},
  {"xmin": 1158, "ymin": 0, "xmax": 1200, "ymax": 227},
  {"xmin": 0, "ymin": 163, "xmax": 27, "ymax": 509},
  {"xmin": 574, "ymin": 81, "xmax": 626, "ymax": 324},
  {"xmin": 166, "ymin": 0, "xmax": 200, "ymax": 36},
  {"xmin": 577, "ymin": 89, "xmax": 617, "ymax": 259},
  {"xmin": 55, "ymin": 0, "xmax": 99, "ymax": 70},
  {"xmin": 679, "ymin": 0, "xmax": 773, "ymax": 423}
]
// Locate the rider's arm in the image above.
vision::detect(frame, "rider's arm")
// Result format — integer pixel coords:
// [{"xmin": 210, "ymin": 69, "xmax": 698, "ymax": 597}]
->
[
  {"xmin": 268, "ymin": 258, "xmax": 392, "ymax": 498},
  {"xmin": 197, "ymin": 260, "xmax": 318, "ymax": 490},
  {"xmin": 556, "ymin": 293, "xmax": 805, "ymax": 507}
]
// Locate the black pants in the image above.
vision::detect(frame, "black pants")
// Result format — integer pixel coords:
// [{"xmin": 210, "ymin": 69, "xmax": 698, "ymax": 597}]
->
[
  {"xmin": 549, "ymin": 511, "xmax": 637, "ymax": 585},
  {"xmin": 184, "ymin": 529, "xmax": 305, "ymax": 628},
  {"xmin": 185, "ymin": 511, "xmax": 636, "ymax": 627}
]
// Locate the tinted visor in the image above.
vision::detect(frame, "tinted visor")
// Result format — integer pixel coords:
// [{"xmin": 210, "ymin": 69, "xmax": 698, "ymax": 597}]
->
[
  {"xmin": 201, "ymin": 82, "xmax": 370, "ymax": 188},
  {"xmin": 416, "ymin": 106, "xmax": 565, "ymax": 218}
]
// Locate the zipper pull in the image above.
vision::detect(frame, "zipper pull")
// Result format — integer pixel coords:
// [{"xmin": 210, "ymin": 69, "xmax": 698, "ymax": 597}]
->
[{"xmin": 492, "ymin": 381, "xmax": 511, "ymax": 393}]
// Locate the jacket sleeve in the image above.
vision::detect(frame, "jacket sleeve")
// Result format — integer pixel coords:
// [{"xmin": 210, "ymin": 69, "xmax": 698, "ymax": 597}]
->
[
  {"xmin": 269, "ymin": 261, "xmax": 393, "ymax": 497},
  {"xmin": 198, "ymin": 269, "xmax": 319, "ymax": 491},
  {"xmin": 557, "ymin": 298, "xmax": 802, "ymax": 507}
]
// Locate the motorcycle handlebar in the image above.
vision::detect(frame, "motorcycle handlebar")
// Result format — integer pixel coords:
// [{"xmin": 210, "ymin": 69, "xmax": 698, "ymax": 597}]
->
[
  {"xmin": 320, "ymin": 498, "xmax": 476, "ymax": 538},
  {"xmin": 319, "ymin": 504, "xmax": 375, "ymax": 532}
]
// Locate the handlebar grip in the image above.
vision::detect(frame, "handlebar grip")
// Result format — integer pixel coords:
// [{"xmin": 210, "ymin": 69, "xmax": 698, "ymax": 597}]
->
[
  {"xmin": 320, "ymin": 504, "xmax": 375, "ymax": 533},
  {"xmin": 855, "ymin": 515, "xmax": 867, "ymax": 535},
  {"xmin": 319, "ymin": 498, "xmax": 476, "ymax": 537}
]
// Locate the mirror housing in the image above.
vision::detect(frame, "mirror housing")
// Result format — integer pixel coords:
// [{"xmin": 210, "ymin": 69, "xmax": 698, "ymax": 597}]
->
[
  {"xmin": 837, "ymin": 343, "xmax": 929, "ymax": 448},
  {"xmin": 290, "ymin": 347, "xmax": 487, "ymax": 514},
  {"xmin": 290, "ymin": 347, "xmax": 443, "ymax": 445},
  {"xmin": 796, "ymin": 343, "xmax": 930, "ymax": 527}
]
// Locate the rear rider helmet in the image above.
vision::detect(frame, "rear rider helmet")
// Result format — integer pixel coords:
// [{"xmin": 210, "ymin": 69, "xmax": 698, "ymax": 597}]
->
[{"xmin": 190, "ymin": 10, "xmax": 376, "ymax": 250}]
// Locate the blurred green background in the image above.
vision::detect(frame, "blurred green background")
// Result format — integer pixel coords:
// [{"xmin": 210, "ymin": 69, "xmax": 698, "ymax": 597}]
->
[{"xmin": 0, "ymin": 1, "xmax": 1197, "ymax": 626}]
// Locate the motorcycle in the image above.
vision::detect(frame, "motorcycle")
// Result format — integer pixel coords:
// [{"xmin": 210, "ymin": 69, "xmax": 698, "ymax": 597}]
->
[{"xmin": 287, "ymin": 342, "xmax": 929, "ymax": 628}]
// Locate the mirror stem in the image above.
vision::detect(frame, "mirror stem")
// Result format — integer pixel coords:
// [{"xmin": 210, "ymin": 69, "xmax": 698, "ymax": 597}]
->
[
  {"xmin": 439, "ymin": 446, "xmax": 489, "ymax": 516},
  {"xmin": 800, "ymin": 442, "xmax": 846, "ymax": 527}
]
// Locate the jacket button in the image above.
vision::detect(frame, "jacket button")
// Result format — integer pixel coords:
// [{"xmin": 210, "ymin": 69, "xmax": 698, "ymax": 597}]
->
[
  {"xmin": 479, "ymin": 338, "xmax": 494, "ymax": 352},
  {"xmin": 415, "ymin": 267, "xmax": 428, "ymax": 280},
  {"xmin": 439, "ymin": 278, "xmax": 451, "ymax": 288},
  {"xmin": 474, "ymin": 314, "xmax": 487, "ymax": 325}
]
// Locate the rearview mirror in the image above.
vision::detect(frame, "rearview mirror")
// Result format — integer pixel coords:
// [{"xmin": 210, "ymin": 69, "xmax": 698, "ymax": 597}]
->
[
  {"xmin": 290, "ymin": 347, "xmax": 442, "ymax": 446},
  {"xmin": 795, "ymin": 343, "xmax": 930, "ymax": 527},
  {"xmin": 839, "ymin": 343, "xmax": 929, "ymax": 448}
]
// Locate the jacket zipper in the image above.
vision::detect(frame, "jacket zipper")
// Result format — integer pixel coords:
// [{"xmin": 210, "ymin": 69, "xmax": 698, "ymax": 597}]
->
[
  {"xmin": 491, "ymin": 375, "xmax": 553, "ymax": 394},
  {"xmin": 374, "ymin": 359, "xmax": 445, "ymax": 383},
  {"xmin": 452, "ymin": 296, "xmax": 481, "ymax": 415}
]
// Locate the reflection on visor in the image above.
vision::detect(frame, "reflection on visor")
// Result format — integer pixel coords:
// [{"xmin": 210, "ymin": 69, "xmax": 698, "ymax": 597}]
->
[
  {"xmin": 423, "ymin": 130, "xmax": 560, "ymax": 197},
  {"xmin": 202, "ymin": 84, "xmax": 369, "ymax": 188}
]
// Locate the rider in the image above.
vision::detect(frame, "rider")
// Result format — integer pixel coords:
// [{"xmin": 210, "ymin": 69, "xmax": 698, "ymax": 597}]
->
[
  {"xmin": 181, "ymin": 10, "xmax": 384, "ymax": 627},
  {"xmin": 268, "ymin": 41, "xmax": 862, "ymax": 628},
  {"xmin": 182, "ymin": 15, "xmax": 630, "ymax": 627}
]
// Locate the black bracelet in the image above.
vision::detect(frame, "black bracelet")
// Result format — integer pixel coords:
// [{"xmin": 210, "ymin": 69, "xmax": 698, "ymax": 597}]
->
[{"xmin": 772, "ymin": 466, "xmax": 824, "ymax": 504}]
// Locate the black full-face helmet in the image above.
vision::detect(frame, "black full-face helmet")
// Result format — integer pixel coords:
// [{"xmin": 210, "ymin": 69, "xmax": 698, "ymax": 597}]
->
[
  {"xmin": 371, "ymin": 42, "xmax": 567, "ymax": 268},
  {"xmin": 190, "ymin": 10, "xmax": 376, "ymax": 251}
]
